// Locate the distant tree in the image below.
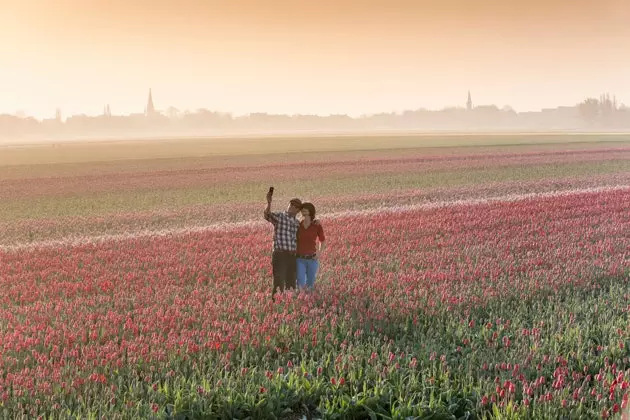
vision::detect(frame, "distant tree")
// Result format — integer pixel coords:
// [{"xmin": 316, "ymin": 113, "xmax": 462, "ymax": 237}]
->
[
  {"xmin": 599, "ymin": 93, "xmax": 617, "ymax": 119},
  {"xmin": 166, "ymin": 106, "xmax": 180, "ymax": 119},
  {"xmin": 475, "ymin": 105, "xmax": 500, "ymax": 112},
  {"xmin": 501, "ymin": 105, "xmax": 517, "ymax": 115},
  {"xmin": 578, "ymin": 98, "xmax": 600, "ymax": 124}
]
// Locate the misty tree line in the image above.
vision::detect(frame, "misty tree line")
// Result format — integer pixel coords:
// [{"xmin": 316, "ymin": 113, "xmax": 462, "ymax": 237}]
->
[
  {"xmin": 577, "ymin": 94, "xmax": 627, "ymax": 124},
  {"xmin": 1, "ymin": 95, "xmax": 629, "ymax": 139}
]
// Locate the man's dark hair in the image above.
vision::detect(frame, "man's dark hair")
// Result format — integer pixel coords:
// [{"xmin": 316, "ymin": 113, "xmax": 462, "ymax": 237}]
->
[
  {"xmin": 290, "ymin": 198, "xmax": 303, "ymax": 209},
  {"xmin": 301, "ymin": 202, "xmax": 316, "ymax": 219}
]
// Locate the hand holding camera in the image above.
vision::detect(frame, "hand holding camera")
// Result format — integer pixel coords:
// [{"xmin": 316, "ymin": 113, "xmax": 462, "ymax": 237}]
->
[{"xmin": 266, "ymin": 186, "xmax": 274, "ymax": 204}]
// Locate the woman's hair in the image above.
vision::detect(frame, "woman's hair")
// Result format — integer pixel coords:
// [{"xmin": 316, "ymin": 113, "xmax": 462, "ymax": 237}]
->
[{"xmin": 301, "ymin": 202, "xmax": 316, "ymax": 220}]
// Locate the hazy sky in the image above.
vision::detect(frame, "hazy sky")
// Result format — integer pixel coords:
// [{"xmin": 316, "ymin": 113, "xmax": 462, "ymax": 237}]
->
[{"xmin": 1, "ymin": 0, "xmax": 629, "ymax": 118}]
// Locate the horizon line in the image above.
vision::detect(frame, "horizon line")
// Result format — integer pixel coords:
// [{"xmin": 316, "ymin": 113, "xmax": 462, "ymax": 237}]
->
[{"xmin": 4, "ymin": 92, "xmax": 627, "ymax": 121}]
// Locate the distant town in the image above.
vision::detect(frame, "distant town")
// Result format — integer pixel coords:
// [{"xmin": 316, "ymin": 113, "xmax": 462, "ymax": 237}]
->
[{"xmin": 1, "ymin": 90, "xmax": 629, "ymax": 141}]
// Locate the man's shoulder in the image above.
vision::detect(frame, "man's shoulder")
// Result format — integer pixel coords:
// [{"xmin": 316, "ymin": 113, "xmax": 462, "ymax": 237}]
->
[{"xmin": 277, "ymin": 212, "xmax": 298, "ymax": 224}]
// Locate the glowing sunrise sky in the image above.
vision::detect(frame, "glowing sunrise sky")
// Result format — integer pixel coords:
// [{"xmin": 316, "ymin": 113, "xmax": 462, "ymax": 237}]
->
[{"xmin": 0, "ymin": 0, "xmax": 628, "ymax": 118}]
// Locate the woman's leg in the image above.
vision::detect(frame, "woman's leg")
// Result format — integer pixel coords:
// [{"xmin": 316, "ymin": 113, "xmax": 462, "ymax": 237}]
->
[
  {"xmin": 306, "ymin": 259, "xmax": 320, "ymax": 289},
  {"xmin": 296, "ymin": 258, "xmax": 307, "ymax": 289}
]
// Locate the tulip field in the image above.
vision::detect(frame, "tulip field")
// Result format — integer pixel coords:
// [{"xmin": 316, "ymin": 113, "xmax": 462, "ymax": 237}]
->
[{"xmin": 0, "ymin": 136, "xmax": 629, "ymax": 419}]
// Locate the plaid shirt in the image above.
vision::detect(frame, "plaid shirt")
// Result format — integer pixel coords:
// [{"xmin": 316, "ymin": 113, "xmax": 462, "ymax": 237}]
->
[{"xmin": 264, "ymin": 211, "xmax": 299, "ymax": 252}]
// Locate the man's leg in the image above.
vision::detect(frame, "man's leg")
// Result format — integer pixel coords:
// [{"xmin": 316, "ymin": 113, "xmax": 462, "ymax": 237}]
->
[
  {"xmin": 285, "ymin": 254, "xmax": 297, "ymax": 291},
  {"xmin": 271, "ymin": 251, "xmax": 284, "ymax": 296}
]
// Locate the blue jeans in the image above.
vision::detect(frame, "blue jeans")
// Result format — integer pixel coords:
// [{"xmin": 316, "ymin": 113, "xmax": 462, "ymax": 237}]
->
[{"xmin": 296, "ymin": 258, "xmax": 319, "ymax": 289}]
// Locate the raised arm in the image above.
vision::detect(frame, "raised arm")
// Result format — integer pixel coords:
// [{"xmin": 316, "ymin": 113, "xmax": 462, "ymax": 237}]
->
[{"xmin": 264, "ymin": 190, "xmax": 277, "ymax": 223}]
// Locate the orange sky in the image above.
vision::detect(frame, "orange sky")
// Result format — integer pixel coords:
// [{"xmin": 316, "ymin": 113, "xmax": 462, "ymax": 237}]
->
[{"xmin": 1, "ymin": 0, "xmax": 628, "ymax": 118}]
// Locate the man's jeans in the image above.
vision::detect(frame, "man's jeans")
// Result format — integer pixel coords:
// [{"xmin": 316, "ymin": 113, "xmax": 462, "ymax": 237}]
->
[
  {"xmin": 272, "ymin": 250, "xmax": 296, "ymax": 295},
  {"xmin": 296, "ymin": 257, "xmax": 319, "ymax": 289}
]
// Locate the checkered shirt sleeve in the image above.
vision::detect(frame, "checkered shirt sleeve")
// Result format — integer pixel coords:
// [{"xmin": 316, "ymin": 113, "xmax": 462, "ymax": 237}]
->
[{"xmin": 265, "ymin": 211, "xmax": 298, "ymax": 251}]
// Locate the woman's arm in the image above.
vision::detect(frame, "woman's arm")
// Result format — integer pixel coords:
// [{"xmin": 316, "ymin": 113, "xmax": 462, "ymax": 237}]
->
[
  {"xmin": 317, "ymin": 223, "xmax": 326, "ymax": 256},
  {"xmin": 318, "ymin": 240, "xmax": 326, "ymax": 256}
]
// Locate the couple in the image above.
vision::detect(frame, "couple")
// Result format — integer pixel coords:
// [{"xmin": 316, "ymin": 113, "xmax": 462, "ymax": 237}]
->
[{"xmin": 264, "ymin": 190, "xmax": 326, "ymax": 296}]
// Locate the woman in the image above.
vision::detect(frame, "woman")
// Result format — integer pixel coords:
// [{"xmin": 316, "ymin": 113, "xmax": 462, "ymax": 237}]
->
[{"xmin": 296, "ymin": 202, "xmax": 326, "ymax": 290}]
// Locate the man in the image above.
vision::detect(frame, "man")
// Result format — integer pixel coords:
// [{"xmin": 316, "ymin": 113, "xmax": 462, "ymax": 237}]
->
[{"xmin": 264, "ymin": 191, "xmax": 302, "ymax": 297}]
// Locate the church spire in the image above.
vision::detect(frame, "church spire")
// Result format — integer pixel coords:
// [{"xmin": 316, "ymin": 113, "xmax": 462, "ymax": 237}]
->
[
  {"xmin": 146, "ymin": 88, "xmax": 155, "ymax": 116},
  {"xmin": 466, "ymin": 91, "xmax": 473, "ymax": 111}
]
